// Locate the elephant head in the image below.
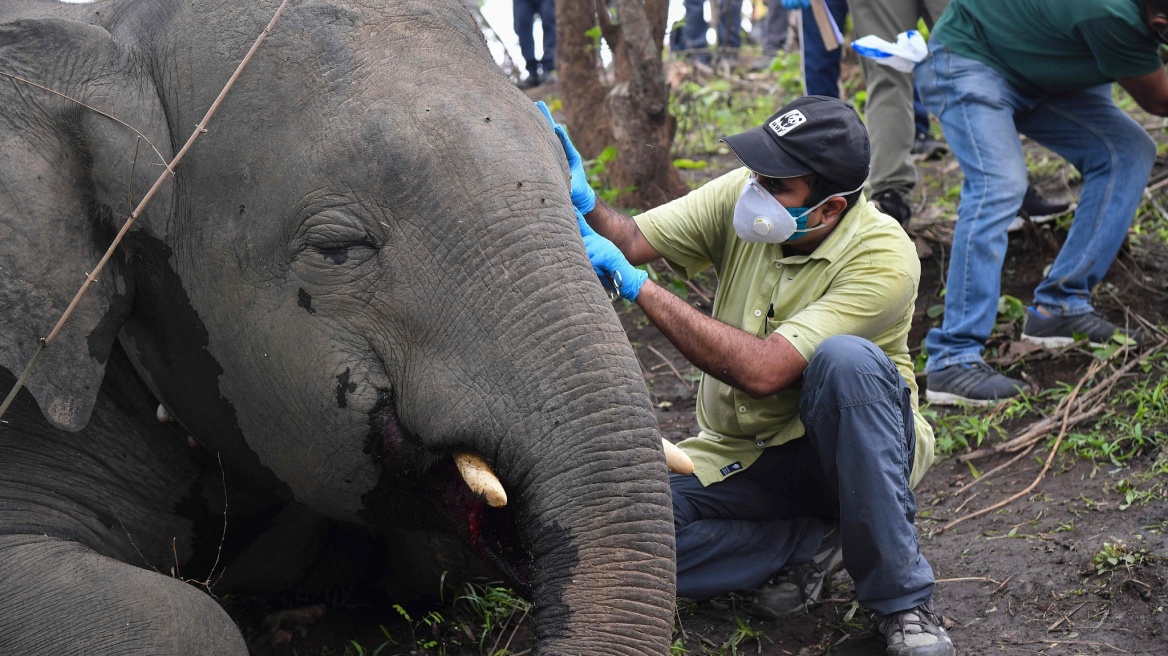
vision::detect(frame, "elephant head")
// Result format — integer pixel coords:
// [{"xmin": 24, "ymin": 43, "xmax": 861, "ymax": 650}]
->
[{"xmin": 0, "ymin": 0, "xmax": 675, "ymax": 653}]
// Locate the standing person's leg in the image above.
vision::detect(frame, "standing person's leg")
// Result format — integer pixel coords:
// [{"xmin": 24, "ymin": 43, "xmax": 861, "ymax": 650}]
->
[
  {"xmin": 513, "ymin": 0, "xmax": 539, "ymax": 81},
  {"xmin": 911, "ymin": 88, "xmax": 948, "ymax": 160},
  {"xmin": 683, "ymin": 0, "xmax": 712, "ymax": 62},
  {"xmin": 672, "ymin": 440, "xmax": 833, "ymax": 601},
  {"xmin": 723, "ymin": 0, "xmax": 745, "ymax": 50},
  {"xmin": 851, "ymin": 0, "xmax": 949, "ymax": 222},
  {"xmin": 799, "ymin": 335, "xmax": 953, "ymax": 654},
  {"xmin": 762, "ymin": 0, "xmax": 789, "ymax": 56},
  {"xmin": 799, "ymin": 0, "xmax": 848, "ymax": 98},
  {"xmin": 538, "ymin": 0, "xmax": 556, "ymax": 74},
  {"xmin": 917, "ymin": 43, "xmax": 1032, "ymax": 402},
  {"xmin": 1017, "ymin": 85, "xmax": 1156, "ymax": 338},
  {"xmin": 913, "ymin": 91, "xmax": 930, "ymax": 135}
]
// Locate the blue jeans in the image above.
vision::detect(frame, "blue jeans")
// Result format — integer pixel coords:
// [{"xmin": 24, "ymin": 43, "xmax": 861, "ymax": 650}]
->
[
  {"xmin": 672, "ymin": 336, "xmax": 935, "ymax": 616},
  {"xmin": 917, "ymin": 43, "xmax": 1157, "ymax": 371},
  {"xmin": 513, "ymin": 0, "xmax": 555, "ymax": 76}
]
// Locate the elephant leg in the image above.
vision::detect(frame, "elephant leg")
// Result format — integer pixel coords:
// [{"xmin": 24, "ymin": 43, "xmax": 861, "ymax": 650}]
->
[{"xmin": 0, "ymin": 536, "xmax": 246, "ymax": 655}]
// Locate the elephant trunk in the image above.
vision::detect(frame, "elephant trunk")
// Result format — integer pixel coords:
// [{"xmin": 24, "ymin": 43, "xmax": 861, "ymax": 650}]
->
[
  {"xmin": 492, "ymin": 280, "xmax": 675, "ymax": 654},
  {"xmin": 512, "ymin": 394, "xmax": 675, "ymax": 654},
  {"xmin": 388, "ymin": 264, "xmax": 676, "ymax": 653}
]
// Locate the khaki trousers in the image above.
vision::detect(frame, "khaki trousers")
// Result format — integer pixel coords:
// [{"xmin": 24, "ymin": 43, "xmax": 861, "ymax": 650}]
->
[{"xmin": 851, "ymin": 0, "xmax": 949, "ymax": 195}]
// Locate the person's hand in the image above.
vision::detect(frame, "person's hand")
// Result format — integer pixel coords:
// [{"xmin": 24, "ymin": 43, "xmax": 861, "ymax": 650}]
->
[
  {"xmin": 576, "ymin": 209, "xmax": 647, "ymax": 301},
  {"xmin": 534, "ymin": 101, "xmax": 598, "ymax": 214},
  {"xmin": 782, "ymin": 0, "xmax": 811, "ymax": 9}
]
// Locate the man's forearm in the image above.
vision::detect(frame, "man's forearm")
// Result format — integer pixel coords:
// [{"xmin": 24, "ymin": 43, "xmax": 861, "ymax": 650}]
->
[{"xmin": 634, "ymin": 282, "xmax": 807, "ymax": 398}]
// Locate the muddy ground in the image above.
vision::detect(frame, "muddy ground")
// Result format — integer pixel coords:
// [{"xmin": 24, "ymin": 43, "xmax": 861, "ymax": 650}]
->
[{"xmin": 236, "ymin": 77, "xmax": 1168, "ymax": 656}]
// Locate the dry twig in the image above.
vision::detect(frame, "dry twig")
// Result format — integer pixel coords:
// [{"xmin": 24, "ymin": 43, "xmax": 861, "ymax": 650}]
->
[
  {"xmin": 939, "ymin": 359, "xmax": 1104, "ymax": 533},
  {"xmin": 959, "ymin": 342, "xmax": 1165, "ymax": 462},
  {"xmin": 646, "ymin": 344, "xmax": 691, "ymax": 389}
]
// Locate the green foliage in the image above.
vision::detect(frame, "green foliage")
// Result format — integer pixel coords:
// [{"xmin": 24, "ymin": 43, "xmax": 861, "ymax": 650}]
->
[
  {"xmin": 1091, "ymin": 540, "xmax": 1151, "ymax": 575},
  {"xmin": 669, "ymin": 78, "xmax": 782, "ymax": 156},
  {"xmin": 584, "ymin": 25, "xmax": 602, "ymax": 48},
  {"xmin": 453, "ymin": 580, "xmax": 530, "ymax": 654},
  {"xmin": 995, "ymin": 294, "xmax": 1026, "ymax": 332},
  {"xmin": 922, "ymin": 406, "xmax": 1006, "ymax": 456},
  {"xmin": 586, "ymin": 145, "xmax": 635, "ymax": 204},
  {"xmin": 767, "ymin": 51, "xmax": 806, "ymax": 98},
  {"xmin": 1063, "ymin": 371, "xmax": 1168, "ymax": 465},
  {"xmin": 335, "ymin": 580, "xmax": 530, "ymax": 656},
  {"xmin": 716, "ymin": 615, "xmax": 771, "ymax": 655}
]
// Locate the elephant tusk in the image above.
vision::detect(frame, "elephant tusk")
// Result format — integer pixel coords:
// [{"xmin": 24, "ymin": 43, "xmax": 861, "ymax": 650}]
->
[
  {"xmin": 156, "ymin": 404, "xmax": 173, "ymax": 423},
  {"xmin": 662, "ymin": 438, "xmax": 694, "ymax": 475},
  {"xmin": 453, "ymin": 452, "xmax": 508, "ymax": 508}
]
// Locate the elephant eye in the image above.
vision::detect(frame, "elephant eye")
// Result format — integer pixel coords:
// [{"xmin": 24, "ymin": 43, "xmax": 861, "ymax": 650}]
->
[
  {"xmin": 298, "ymin": 212, "xmax": 383, "ymax": 266},
  {"xmin": 313, "ymin": 236, "xmax": 380, "ymax": 265}
]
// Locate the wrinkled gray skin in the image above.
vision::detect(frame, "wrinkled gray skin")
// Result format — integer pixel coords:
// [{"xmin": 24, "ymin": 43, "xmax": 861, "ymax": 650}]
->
[{"xmin": 0, "ymin": 1, "xmax": 676, "ymax": 653}]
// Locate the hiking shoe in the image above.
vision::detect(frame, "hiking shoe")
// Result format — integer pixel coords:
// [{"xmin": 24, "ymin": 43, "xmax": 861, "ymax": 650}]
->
[
  {"xmin": 1021, "ymin": 307, "xmax": 1142, "ymax": 348},
  {"xmin": 878, "ymin": 603, "xmax": 955, "ymax": 656},
  {"xmin": 926, "ymin": 362, "xmax": 1027, "ymax": 407},
  {"xmin": 911, "ymin": 132, "xmax": 948, "ymax": 161},
  {"xmin": 752, "ymin": 522, "xmax": 844, "ymax": 620},
  {"xmin": 517, "ymin": 73, "xmax": 541, "ymax": 90},
  {"xmin": 1008, "ymin": 186, "xmax": 1074, "ymax": 232},
  {"xmin": 873, "ymin": 189, "xmax": 912, "ymax": 226}
]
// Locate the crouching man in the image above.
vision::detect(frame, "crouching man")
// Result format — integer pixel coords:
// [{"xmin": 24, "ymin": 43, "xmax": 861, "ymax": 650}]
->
[{"xmin": 539, "ymin": 96, "xmax": 953, "ymax": 656}]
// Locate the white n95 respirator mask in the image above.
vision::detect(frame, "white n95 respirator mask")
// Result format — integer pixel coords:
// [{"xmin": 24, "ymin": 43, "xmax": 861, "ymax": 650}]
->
[{"xmin": 732, "ymin": 177, "xmax": 859, "ymax": 244}]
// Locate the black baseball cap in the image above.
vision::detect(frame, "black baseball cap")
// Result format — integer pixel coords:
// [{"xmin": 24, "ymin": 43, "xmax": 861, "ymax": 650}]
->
[{"xmin": 720, "ymin": 96, "xmax": 870, "ymax": 192}]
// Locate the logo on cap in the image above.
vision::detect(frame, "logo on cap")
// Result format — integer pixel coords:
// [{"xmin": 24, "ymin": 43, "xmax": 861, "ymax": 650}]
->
[{"xmin": 768, "ymin": 110, "xmax": 807, "ymax": 137}]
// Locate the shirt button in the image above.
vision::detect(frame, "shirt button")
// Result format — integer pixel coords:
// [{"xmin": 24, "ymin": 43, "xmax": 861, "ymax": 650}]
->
[
  {"xmin": 774, "ymin": 262, "xmax": 782, "ymax": 269},
  {"xmin": 753, "ymin": 309, "xmax": 762, "ymax": 317},
  {"xmin": 738, "ymin": 405, "xmax": 747, "ymax": 413},
  {"xmin": 756, "ymin": 440, "xmax": 765, "ymax": 448}
]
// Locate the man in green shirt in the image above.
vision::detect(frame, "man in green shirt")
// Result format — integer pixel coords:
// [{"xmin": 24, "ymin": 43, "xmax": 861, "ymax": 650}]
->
[
  {"xmin": 539, "ymin": 96, "xmax": 952, "ymax": 656},
  {"xmin": 919, "ymin": 0, "xmax": 1168, "ymax": 405}
]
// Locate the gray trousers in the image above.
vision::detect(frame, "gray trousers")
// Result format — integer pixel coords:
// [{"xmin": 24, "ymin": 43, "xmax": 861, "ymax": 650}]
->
[
  {"xmin": 851, "ymin": 0, "xmax": 949, "ymax": 196},
  {"xmin": 671, "ymin": 335, "xmax": 935, "ymax": 616},
  {"xmin": 762, "ymin": 0, "xmax": 790, "ymax": 54}
]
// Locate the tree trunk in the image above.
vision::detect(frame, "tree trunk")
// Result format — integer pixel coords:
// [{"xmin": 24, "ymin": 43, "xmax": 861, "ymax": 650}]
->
[{"xmin": 555, "ymin": 0, "xmax": 686, "ymax": 209}]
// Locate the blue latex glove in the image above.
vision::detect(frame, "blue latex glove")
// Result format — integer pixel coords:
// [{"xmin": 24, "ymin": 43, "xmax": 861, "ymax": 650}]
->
[
  {"xmin": 782, "ymin": 0, "xmax": 810, "ymax": 9},
  {"xmin": 534, "ymin": 101, "xmax": 598, "ymax": 214},
  {"xmin": 575, "ymin": 210, "xmax": 647, "ymax": 301}
]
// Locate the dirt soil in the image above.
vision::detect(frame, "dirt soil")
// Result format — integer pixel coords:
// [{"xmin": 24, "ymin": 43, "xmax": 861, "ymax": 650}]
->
[{"xmin": 237, "ymin": 83, "xmax": 1168, "ymax": 656}]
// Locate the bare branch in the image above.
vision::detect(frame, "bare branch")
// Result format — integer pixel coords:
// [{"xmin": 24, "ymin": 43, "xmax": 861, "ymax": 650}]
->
[{"xmin": 0, "ymin": 70, "xmax": 169, "ymax": 166}]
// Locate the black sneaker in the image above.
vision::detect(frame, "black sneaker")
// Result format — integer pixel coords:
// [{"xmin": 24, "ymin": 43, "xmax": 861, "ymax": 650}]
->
[
  {"xmin": 1008, "ymin": 186, "xmax": 1074, "ymax": 233},
  {"xmin": 911, "ymin": 132, "xmax": 948, "ymax": 161},
  {"xmin": 517, "ymin": 73, "xmax": 541, "ymax": 90},
  {"xmin": 1021, "ymin": 307, "xmax": 1142, "ymax": 348},
  {"xmin": 878, "ymin": 603, "xmax": 955, "ymax": 656},
  {"xmin": 752, "ymin": 522, "xmax": 844, "ymax": 620},
  {"xmin": 873, "ymin": 189, "xmax": 912, "ymax": 226},
  {"xmin": 926, "ymin": 361, "xmax": 1027, "ymax": 407}
]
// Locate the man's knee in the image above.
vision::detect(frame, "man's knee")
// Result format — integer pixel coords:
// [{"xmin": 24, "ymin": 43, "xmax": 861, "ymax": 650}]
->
[
  {"xmin": 1129, "ymin": 129, "xmax": 1158, "ymax": 171},
  {"xmin": 806, "ymin": 335, "xmax": 886, "ymax": 382},
  {"xmin": 1092, "ymin": 119, "xmax": 1157, "ymax": 175}
]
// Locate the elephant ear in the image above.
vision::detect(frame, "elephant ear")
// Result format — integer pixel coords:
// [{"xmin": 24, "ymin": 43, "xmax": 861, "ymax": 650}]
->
[{"xmin": 0, "ymin": 17, "xmax": 172, "ymax": 430}]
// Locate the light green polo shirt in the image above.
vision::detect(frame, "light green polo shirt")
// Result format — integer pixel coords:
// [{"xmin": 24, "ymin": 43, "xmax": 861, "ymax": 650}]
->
[{"xmin": 635, "ymin": 167, "xmax": 934, "ymax": 488}]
